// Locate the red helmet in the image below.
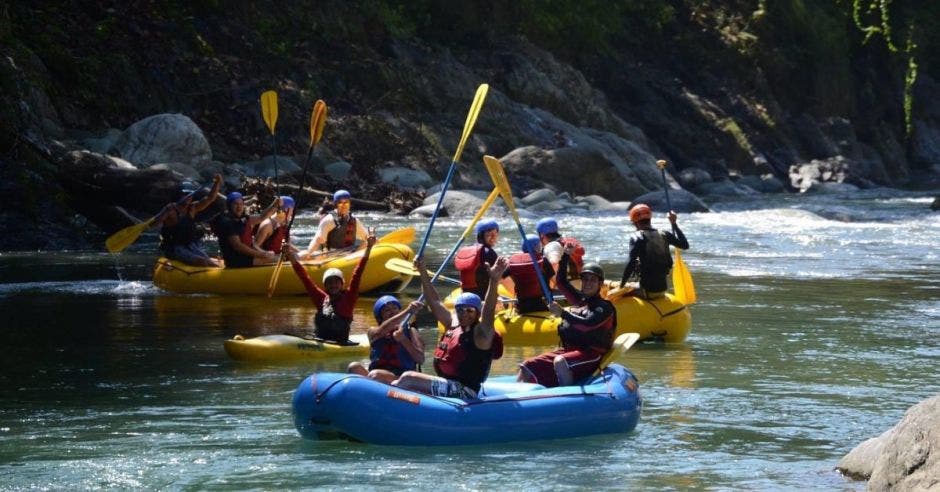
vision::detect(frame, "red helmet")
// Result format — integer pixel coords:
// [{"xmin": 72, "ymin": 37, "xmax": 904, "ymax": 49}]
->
[{"xmin": 629, "ymin": 204, "xmax": 652, "ymax": 223}]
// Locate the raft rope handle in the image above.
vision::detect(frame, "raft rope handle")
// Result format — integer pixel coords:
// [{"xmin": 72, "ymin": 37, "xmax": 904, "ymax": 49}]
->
[{"xmin": 315, "ymin": 375, "xmax": 360, "ymax": 403}]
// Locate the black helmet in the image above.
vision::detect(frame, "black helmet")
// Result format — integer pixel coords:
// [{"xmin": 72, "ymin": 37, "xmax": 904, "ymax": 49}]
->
[{"xmin": 580, "ymin": 263, "xmax": 604, "ymax": 280}]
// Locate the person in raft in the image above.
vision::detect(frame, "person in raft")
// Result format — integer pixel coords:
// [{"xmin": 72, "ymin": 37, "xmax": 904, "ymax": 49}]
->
[
  {"xmin": 287, "ymin": 230, "xmax": 376, "ymax": 343},
  {"xmin": 536, "ymin": 217, "xmax": 585, "ymax": 283},
  {"xmin": 618, "ymin": 203, "xmax": 689, "ymax": 299},
  {"xmin": 505, "ymin": 234, "xmax": 554, "ymax": 314},
  {"xmin": 454, "ymin": 218, "xmax": 500, "ymax": 298},
  {"xmin": 517, "ymin": 243, "xmax": 615, "ymax": 387},
  {"xmin": 253, "ymin": 195, "xmax": 298, "ymax": 254},
  {"xmin": 301, "ymin": 189, "xmax": 368, "ymax": 258},
  {"xmin": 392, "ymin": 256, "xmax": 506, "ymax": 400},
  {"xmin": 214, "ymin": 192, "xmax": 280, "ymax": 268},
  {"xmin": 347, "ymin": 295, "xmax": 426, "ymax": 383},
  {"xmin": 155, "ymin": 174, "xmax": 223, "ymax": 267}
]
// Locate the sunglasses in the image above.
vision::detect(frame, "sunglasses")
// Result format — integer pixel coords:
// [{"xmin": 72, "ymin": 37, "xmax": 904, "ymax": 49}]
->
[{"xmin": 455, "ymin": 306, "xmax": 478, "ymax": 314}]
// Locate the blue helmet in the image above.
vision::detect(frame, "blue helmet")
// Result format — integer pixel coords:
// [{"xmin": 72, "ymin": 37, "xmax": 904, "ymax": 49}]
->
[
  {"xmin": 454, "ymin": 292, "xmax": 482, "ymax": 312},
  {"xmin": 333, "ymin": 189, "xmax": 351, "ymax": 202},
  {"xmin": 536, "ymin": 218, "xmax": 558, "ymax": 235},
  {"xmin": 372, "ymin": 295, "xmax": 402, "ymax": 323},
  {"xmin": 280, "ymin": 196, "xmax": 295, "ymax": 210},
  {"xmin": 226, "ymin": 192, "xmax": 243, "ymax": 206},
  {"xmin": 522, "ymin": 234, "xmax": 541, "ymax": 254},
  {"xmin": 475, "ymin": 219, "xmax": 499, "ymax": 236}
]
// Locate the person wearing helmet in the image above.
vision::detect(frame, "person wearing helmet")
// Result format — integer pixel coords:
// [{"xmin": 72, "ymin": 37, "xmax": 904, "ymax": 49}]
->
[
  {"xmin": 287, "ymin": 230, "xmax": 377, "ymax": 342},
  {"xmin": 301, "ymin": 189, "xmax": 369, "ymax": 258},
  {"xmin": 518, "ymin": 242, "xmax": 615, "ymax": 387},
  {"xmin": 392, "ymin": 255, "xmax": 507, "ymax": 400},
  {"xmin": 154, "ymin": 173, "xmax": 223, "ymax": 267},
  {"xmin": 505, "ymin": 234, "xmax": 555, "ymax": 313},
  {"xmin": 619, "ymin": 203, "xmax": 689, "ymax": 299},
  {"xmin": 347, "ymin": 295, "xmax": 426, "ymax": 383},
  {"xmin": 254, "ymin": 195, "xmax": 297, "ymax": 254},
  {"xmin": 453, "ymin": 218, "xmax": 501, "ymax": 298},
  {"xmin": 213, "ymin": 190, "xmax": 281, "ymax": 268},
  {"xmin": 536, "ymin": 217, "xmax": 585, "ymax": 284}
]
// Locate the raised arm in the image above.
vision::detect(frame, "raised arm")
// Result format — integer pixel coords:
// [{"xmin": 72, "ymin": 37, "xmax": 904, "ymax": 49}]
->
[
  {"xmin": 555, "ymin": 248, "xmax": 583, "ymax": 304},
  {"xmin": 345, "ymin": 231, "xmax": 376, "ymax": 297},
  {"xmin": 288, "ymin": 251, "xmax": 327, "ymax": 307},
  {"xmin": 477, "ymin": 256, "xmax": 509, "ymax": 350},
  {"xmin": 664, "ymin": 212, "xmax": 689, "ymax": 249},
  {"xmin": 415, "ymin": 257, "xmax": 452, "ymax": 326},
  {"xmin": 193, "ymin": 174, "xmax": 222, "ymax": 213},
  {"xmin": 248, "ymin": 197, "xmax": 281, "ymax": 228},
  {"xmin": 368, "ymin": 300, "xmax": 423, "ymax": 342}
]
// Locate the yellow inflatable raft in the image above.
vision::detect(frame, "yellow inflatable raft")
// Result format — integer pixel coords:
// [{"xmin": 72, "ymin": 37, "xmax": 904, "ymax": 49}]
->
[
  {"xmin": 224, "ymin": 333, "xmax": 370, "ymax": 361},
  {"xmin": 152, "ymin": 243, "xmax": 414, "ymax": 295},
  {"xmin": 438, "ymin": 289, "xmax": 691, "ymax": 345}
]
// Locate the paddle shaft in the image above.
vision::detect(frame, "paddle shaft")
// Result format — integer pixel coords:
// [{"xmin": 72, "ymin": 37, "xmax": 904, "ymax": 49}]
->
[{"xmin": 659, "ymin": 166, "xmax": 677, "ymax": 235}]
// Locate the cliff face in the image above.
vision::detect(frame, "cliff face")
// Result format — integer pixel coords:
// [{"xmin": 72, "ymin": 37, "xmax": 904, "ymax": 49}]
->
[{"xmin": 1, "ymin": 2, "xmax": 938, "ymax": 250}]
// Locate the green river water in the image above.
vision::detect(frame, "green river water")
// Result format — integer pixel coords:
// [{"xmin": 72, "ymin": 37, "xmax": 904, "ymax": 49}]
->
[{"xmin": 1, "ymin": 191, "xmax": 937, "ymax": 490}]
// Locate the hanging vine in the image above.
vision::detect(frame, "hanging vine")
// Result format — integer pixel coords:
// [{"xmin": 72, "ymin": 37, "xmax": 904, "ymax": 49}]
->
[{"xmin": 850, "ymin": 0, "xmax": 917, "ymax": 137}]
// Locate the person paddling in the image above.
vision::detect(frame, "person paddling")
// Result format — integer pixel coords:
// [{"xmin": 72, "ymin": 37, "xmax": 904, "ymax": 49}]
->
[
  {"xmin": 392, "ymin": 256, "xmax": 506, "ymax": 400},
  {"xmin": 155, "ymin": 174, "xmax": 223, "ymax": 267},
  {"xmin": 301, "ymin": 189, "xmax": 368, "ymax": 258},
  {"xmin": 454, "ymin": 218, "xmax": 500, "ymax": 298},
  {"xmin": 214, "ymin": 192, "xmax": 280, "ymax": 268},
  {"xmin": 254, "ymin": 195, "xmax": 297, "ymax": 253},
  {"xmin": 505, "ymin": 234, "xmax": 554, "ymax": 314},
  {"xmin": 518, "ymin": 243, "xmax": 614, "ymax": 387},
  {"xmin": 619, "ymin": 203, "xmax": 689, "ymax": 299},
  {"xmin": 348, "ymin": 295, "xmax": 425, "ymax": 383},
  {"xmin": 287, "ymin": 230, "xmax": 376, "ymax": 343}
]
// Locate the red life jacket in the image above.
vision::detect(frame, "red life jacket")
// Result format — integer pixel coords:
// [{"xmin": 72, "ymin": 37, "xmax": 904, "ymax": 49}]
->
[
  {"xmin": 508, "ymin": 252, "xmax": 545, "ymax": 300},
  {"xmin": 433, "ymin": 323, "xmax": 504, "ymax": 392},
  {"xmin": 369, "ymin": 330, "xmax": 417, "ymax": 374},
  {"xmin": 239, "ymin": 218, "xmax": 254, "ymax": 246},
  {"xmin": 326, "ymin": 213, "xmax": 357, "ymax": 249},
  {"xmin": 261, "ymin": 223, "xmax": 289, "ymax": 253},
  {"xmin": 558, "ymin": 237, "xmax": 585, "ymax": 279},
  {"xmin": 454, "ymin": 244, "xmax": 485, "ymax": 291}
]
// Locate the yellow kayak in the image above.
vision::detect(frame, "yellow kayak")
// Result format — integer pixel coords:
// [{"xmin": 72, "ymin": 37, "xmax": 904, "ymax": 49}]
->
[
  {"xmin": 152, "ymin": 243, "xmax": 414, "ymax": 295},
  {"xmin": 224, "ymin": 333, "xmax": 370, "ymax": 362},
  {"xmin": 438, "ymin": 290, "xmax": 691, "ymax": 345}
]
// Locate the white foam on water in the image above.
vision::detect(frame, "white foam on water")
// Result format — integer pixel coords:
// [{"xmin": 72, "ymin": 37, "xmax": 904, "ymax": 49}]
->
[{"xmin": 0, "ymin": 280, "xmax": 161, "ymax": 297}]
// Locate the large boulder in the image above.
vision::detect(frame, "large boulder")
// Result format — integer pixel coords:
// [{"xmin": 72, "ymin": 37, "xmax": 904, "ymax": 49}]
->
[
  {"xmin": 856, "ymin": 394, "xmax": 940, "ymax": 490},
  {"xmin": 378, "ymin": 166, "xmax": 433, "ymax": 190},
  {"xmin": 788, "ymin": 156, "xmax": 877, "ymax": 193},
  {"xmin": 629, "ymin": 189, "xmax": 710, "ymax": 214},
  {"xmin": 417, "ymin": 190, "xmax": 505, "ymax": 217},
  {"xmin": 110, "ymin": 113, "xmax": 212, "ymax": 168},
  {"xmin": 836, "ymin": 429, "xmax": 892, "ymax": 481},
  {"xmin": 240, "ymin": 154, "xmax": 302, "ymax": 178}
]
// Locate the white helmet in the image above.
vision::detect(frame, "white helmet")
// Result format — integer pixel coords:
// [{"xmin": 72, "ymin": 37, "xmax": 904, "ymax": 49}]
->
[{"xmin": 322, "ymin": 268, "xmax": 344, "ymax": 283}]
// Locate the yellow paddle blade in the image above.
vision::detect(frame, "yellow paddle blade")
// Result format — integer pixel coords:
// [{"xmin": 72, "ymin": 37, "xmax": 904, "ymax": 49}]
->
[
  {"xmin": 384, "ymin": 257, "xmax": 421, "ymax": 276},
  {"xmin": 482, "ymin": 155, "xmax": 518, "ymax": 218},
  {"xmin": 595, "ymin": 332, "xmax": 640, "ymax": 375},
  {"xmin": 452, "ymin": 84, "xmax": 489, "ymax": 162},
  {"xmin": 310, "ymin": 99, "xmax": 328, "ymax": 147},
  {"xmin": 261, "ymin": 90, "xmax": 278, "ymax": 135},
  {"xmin": 105, "ymin": 217, "xmax": 155, "ymax": 253},
  {"xmin": 672, "ymin": 248, "xmax": 696, "ymax": 305},
  {"xmin": 378, "ymin": 226, "xmax": 415, "ymax": 245}
]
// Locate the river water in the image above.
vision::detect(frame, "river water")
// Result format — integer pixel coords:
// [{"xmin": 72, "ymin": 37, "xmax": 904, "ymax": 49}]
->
[{"xmin": 1, "ymin": 190, "xmax": 938, "ymax": 490}]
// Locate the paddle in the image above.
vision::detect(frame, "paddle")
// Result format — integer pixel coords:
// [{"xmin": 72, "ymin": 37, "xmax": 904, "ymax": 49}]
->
[
  {"xmin": 594, "ymin": 332, "xmax": 640, "ymax": 376},
  {"xmin": 261, "ymin": 90, "xmax": 279, "ymax": 194},
  {"xmin": 384, "ymin": 258, "xmax": 462, "ymax": 286},
  {"xmin": 482, "ymin": 155, "xmax": 553, "ymax": 304},
  {"xmin": 656, "ymin": 159, "xmax": 697, "ymax": 304},
  {"xmin": 266, "ymin": 100, "xmax": 328, "ymax": 297},
  {"xmin": 414, "ymin": 83, "xmax": 489, "ymax": 260},
  {"xmin": 105, "ymin": 189, "xmax": 200, "ymax": 253}
]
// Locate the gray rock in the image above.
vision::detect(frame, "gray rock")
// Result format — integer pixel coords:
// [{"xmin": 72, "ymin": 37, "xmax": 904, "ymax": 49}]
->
[
  {"xmin": 803, "ymin": 181, "xmax": 860, "ymax": 194},
  {"xmin": 695, "ymin": 178, "xmax": 759, "ymax": 197},
  {"xmin": 521, "ymin": 188, "xmax": 557, "ymax": 206},
  {"xmin": 111, "ymin": 113, "xmax": 212, "ymax": 167},
  {"xmin": 105, "ymin": 154, "xmax": 137, "ymax": 170},
  {"xmin": 420, "ymin": 190, "xmax": 503, "ymax": 217},
  {"xmin": 378, "ymin": 166, "xmax": 433, "ymax": 190},
  {"xmin": 148, "ymin": 162, "xmax": 201, "ymax": 182},
  {"xmin": 737, "ymin": 174, "xmax": 786, "ymax": 193},
  {"xmin": 574, "ymin": 194, "xmax": 613, "ymax": 209},
  {"xmin": 677, "ymin": 167, "xmax": 713, "ymax": 190},
  {"xmin": 867, "ymin": 394, "xmax": 940, "ymax": 491},
  {"xmin": 630, "ymin": 189, "xmax": 710, "ymax": 214},
  {"xmin": 836, "ymin": 429, "xmax": 891, "ymax": 481},
  {"xmin": 789, "ymin": 155, "xmax": 879, "ymax": 192},
  {"xmin": 241, "ymin": 154, "xmax": 302, "ymax": 178},
  {"xmin": 408, "ymin": 203, "xmax": 446, "ymax": 218},
  {"xmin": 325, "ymin": 161, "xmax": 352, "ymax": 180},
  {"xmin": 932, "ymin": 197, "xmax": 940, "ymax": 211}
]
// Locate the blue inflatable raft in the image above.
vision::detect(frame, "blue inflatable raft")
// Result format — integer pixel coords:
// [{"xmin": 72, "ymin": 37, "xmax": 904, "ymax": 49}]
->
[{"xmin": 292, "ymin": 364, "xmax": 642, "ymax": 446}]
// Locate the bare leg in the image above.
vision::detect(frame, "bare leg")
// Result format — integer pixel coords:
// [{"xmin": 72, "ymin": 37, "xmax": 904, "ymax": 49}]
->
[
  {"xmin": 392, "ymin": 371, "xmax": 435, "ymax": 394},
  {"xmin": 553, "ymin": 355, "xmax": 573, "ymax": 386},
  {"xmin": 347, "ymin": 361, "xmax": 368, "ymax": 375},
  {"xmin": 367, "ymin": 369, "xmax": 397, "ymax": 384}
]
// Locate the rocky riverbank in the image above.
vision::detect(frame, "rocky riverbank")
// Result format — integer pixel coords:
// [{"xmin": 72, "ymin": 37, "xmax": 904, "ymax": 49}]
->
[{"xmin": 2, "ymin": 3, "xmax": 939, "ymax": 251}]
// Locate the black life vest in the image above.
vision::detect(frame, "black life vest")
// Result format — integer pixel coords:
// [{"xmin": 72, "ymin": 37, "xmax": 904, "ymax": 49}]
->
[
  {"xmin": 326, "ymin": 213, "xmax": 357, "ymax": 249},
  {"xmin": 635, "ymin": 229, "xmax": 672, "ymax": 293},
  {"xmin": 558, "ymin": 297, "xmax": 615, "ymax": 353},
  {"xmin": 433, "ymin": 323, "xmax": 504, "ymax": 392},
  {"xmin": 314, "ymin": 296, "xmax": 352, "ymax": 342},
  {"xmin": 369, "ymin": 331, "xmax": 417, "ymax": 374},
  {"xmin": 216, "ymin": 214, "xmax": 254, "ymax": 268},
  {"xmin": 159, "ymin": 209, "xmax": 198, "ymax": 252}
]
